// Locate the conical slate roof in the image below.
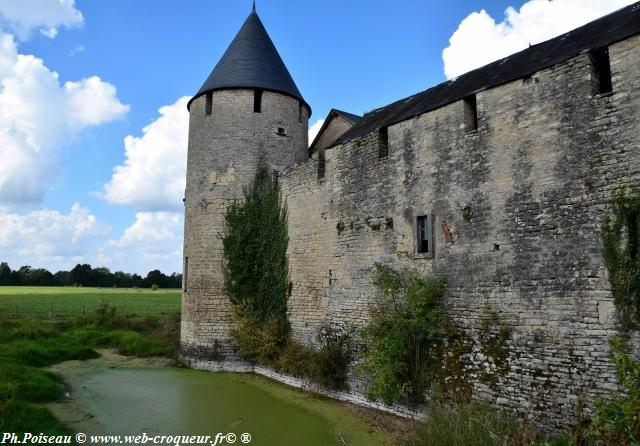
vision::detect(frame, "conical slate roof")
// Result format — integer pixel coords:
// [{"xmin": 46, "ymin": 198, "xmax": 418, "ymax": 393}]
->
[{"xmin": 188, "ymin": 9, "xmax": 309, "ymax": 113}]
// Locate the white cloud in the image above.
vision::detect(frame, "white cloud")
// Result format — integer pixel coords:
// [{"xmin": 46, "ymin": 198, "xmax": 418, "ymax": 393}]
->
[
  {"xmin": 442, "ymin": 0, "xmax": 636, "ymax": 79},
  {"xmin": 0, "ymin": 0, "xmax": 83, "ymax": 40},
  {"xmin": 102, "ymin": 97, "xmax": 190, "ymax": 212},
  {"xmin": 97, "ymin": 212, "xmax": 183, "ymax": 274},
  {"xmin": 65, "ymin": 76, "xmax": 129, "ymax": 126},
  {"xmin": 308, "ymin": 119, "xmax": 324, "ymax": 145},
  {"xmin": 0, "ymin": 204, "xmax": 110, "ymax": 271},
  {"xmin": 0, "ymin": 33, "xmax": 129, "ymax": 206}
]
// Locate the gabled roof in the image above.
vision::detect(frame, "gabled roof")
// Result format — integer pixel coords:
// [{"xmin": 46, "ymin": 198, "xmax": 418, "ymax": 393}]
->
[
  {"xmin": 331, "ymin": 1, "xmax": 640, "ymax": 147},
  {"xmin": 309, "ymin": 109, "xmax": 362, "ymax": 154},
  {"xmin": 333, "ymin": 109, "xmax": 363, "ymax": 124},
  {"xmin": 187, "ymin": 9, "xmax": 310, "ymax": 113}
]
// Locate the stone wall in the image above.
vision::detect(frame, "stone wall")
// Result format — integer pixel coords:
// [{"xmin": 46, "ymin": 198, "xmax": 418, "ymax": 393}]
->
[{"xmin": 279, "ymin": 34, "xmax": 640, "ymax": 428}]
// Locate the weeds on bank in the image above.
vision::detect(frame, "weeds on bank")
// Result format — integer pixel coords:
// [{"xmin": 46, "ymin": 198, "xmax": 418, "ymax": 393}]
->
[
  {"xmin": 231, "ymin": 313, "xmax": 352, "ymax": 390},
  {"xmin": 0, "ymin": 303, "xmax": 180, "ymax": 433},
  {"xmin": 405, "ymin": 399, "xmax": 526, "ymax": 446}
]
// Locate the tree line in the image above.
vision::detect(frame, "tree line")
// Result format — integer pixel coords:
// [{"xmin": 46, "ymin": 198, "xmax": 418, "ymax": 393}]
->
[{"xmin": 0, "ymin": 262, "xmax": 182, "ymax": 289}]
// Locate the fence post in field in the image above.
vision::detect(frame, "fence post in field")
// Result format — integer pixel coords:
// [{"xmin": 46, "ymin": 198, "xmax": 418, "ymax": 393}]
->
[
  {"xmin": 49, "ymin": 305, "xmax": 53, "ymax": 318},
  {"xmin": 82, "ymin": 305, "xmax": 85, "ymax": 316}
]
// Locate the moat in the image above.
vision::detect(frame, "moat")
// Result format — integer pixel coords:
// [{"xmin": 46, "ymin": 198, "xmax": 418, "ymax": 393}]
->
[{"xmin": 46, "ymin": 354, "xmax": 396, "ymax": 446}]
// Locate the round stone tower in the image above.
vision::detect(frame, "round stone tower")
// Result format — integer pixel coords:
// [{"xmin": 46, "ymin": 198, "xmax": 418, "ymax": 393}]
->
[{"xmin": 181, "ymin": 6, "xmax": 310, "ymax": 365}]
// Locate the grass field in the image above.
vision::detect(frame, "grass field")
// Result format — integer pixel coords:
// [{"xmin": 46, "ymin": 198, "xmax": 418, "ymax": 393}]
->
[{"xmin": 0, "ymin": 287, "xmax": 181, "ymax": 317}]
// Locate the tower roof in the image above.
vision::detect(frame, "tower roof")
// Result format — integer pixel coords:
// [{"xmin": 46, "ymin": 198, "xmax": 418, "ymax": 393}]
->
[{"xmin": 188, "ymin": 8, "xmax": 310, "ymax": 114}]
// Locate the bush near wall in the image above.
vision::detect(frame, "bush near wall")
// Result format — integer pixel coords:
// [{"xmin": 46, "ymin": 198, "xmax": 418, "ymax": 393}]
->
[
  {"xmin": 602, "ymin": 189, "xmax": 640, "ymax": 330},
  {"xmin": 359, "ymin": 263, "xmax": 446, "ymax": 406},
  {"xmin": 221, "ymin": 168, "xmax": 351, "ymax": 390}
]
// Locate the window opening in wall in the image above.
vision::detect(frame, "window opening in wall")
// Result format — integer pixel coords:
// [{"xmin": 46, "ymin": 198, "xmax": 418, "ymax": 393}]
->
[
  {"xmin": 277, "ymin": 127, "xmax": 286, "ymax": 136},
  {"xmin": 205, "ymin": 92, "xmax": 212, "ymax": 116},
  {"xmin": 254, "ymin": 89, "xmax": 263, "ymax": 113},
  {"xmin": 298, "ymin": 102, "xmax": 303, "ymax": 123},
  {"xmin": 318, "ymin": 152, "xmax": 326, "ymax": 179},
  {"xmin": 629, "ymin": 212, "xmax": 639, "ymax": 262},
  {"xmin": 464, "ymin": 94, "xmax": 478, "ymax": 132},
  {"xmin": 417, "ymin": 215, "xmax": 433, "ymax": 254},
  {"xmin": 183, "ymin": 257, "xmax": 188, "ymax": 292},
  {"xmin": 272, "ymin": 170, "xmax": 279, "ymax": 186},
  {"xmin": 378, "ymin": 127, "xmax": 389, "ymax": 159},
  {"xmin": 591, "ymin": 46, "xmax": 612, "ymax": 95}
]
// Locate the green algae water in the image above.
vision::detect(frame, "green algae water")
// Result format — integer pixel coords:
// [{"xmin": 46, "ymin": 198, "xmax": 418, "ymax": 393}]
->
[{"xmin": 48, "ymin": 357, "xmax": 392, "ymax": 446}]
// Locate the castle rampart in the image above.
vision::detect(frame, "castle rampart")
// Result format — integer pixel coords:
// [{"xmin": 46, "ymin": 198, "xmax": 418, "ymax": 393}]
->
[
  {"xmin": 182, "ymin": 4, "xmax": 640, "ymax": 430},
  {"xmin": 280, "ymin": 32, "xmax": 640, "ymax": 428}
]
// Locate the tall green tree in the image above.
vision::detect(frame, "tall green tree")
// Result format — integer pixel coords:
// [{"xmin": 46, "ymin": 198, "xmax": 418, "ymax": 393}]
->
[
  {"xmin": 0, "ymin": 263, "xmax": 11, "ymax": 285},
  {"xmin": 221, "ymin": 168, "xmax": 289, "ymax": 323}
]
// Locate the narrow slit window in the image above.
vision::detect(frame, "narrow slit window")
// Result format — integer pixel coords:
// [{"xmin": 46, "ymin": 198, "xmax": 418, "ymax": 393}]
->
[
  {"xmin": 378, "ymin": 127, "xmax": 389, "ymax": 159},
  {"xmin": 254, "ymin": 89, "xmax": 263, "ymax": 113},
  {"xmin": 183, "ymin": 257, "xmax": 188, "ymax": 292},
  {"xmin": 417, "ymin": 215, "xmax": 433, "ymax": 254},
  {"xmin": 318, "ymin": 152, "xmax": 326, "ymax": 179},
  {"xmin": 205, "ymin": 92, "xmax": 212, "ymax": 116},
  {"xmin": 272, "ymin": 170, "xmax": 279, "ymax": 187},
  {"xmin": 629, "ymin": 212, "xmax": 639, "ymax": 262},
  {"xmin": 464, "ymin": 94, "xmax": 478, "ymax": 132},
  {"xmin": 591, "ymin": 47, "xmax": 612, "ymax": 94},
  {"xmin": 298, "ymin": 102, "xmax": 303, "ymax": 123}
]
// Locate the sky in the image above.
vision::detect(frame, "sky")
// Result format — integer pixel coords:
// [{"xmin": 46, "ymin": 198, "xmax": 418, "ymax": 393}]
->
[{"xmin": 0, "ymin": 0, "xmax": 635, "ymax": 275}]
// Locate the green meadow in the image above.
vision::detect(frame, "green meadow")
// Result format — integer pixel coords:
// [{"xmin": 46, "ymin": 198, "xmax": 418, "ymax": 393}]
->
[{"xmin": 0, "ymin": 287, "xmax": 181, "ymax": 317}]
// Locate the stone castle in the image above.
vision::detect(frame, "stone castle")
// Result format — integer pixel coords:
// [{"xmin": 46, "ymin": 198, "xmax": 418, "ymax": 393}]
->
[{"xmin": 181, "ymin": 3, "xmax": 640, "ymax": 428}]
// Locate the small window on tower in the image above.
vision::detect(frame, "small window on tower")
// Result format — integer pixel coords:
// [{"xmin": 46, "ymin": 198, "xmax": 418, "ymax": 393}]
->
[
  {"xmin": 416, "ymin": 215, "xmax": 433, "ymax": 254},
  {"xmin": 205, "ymin": 92, "xmax": 212, "ymax": 116},
  {"xmin": 464, "ymin": 94, "xmax": 478, "ymax": 132},
  {"xmin": 378, "ymin": 127, "xmax": 389, "ymax": 159},
  {"xmin": 254, "ymin": 89, "xmax": 263, "ymax": 113},
  {"xmin": 591, "ymin": 46, "xmax": 612, "ymax": 95}
]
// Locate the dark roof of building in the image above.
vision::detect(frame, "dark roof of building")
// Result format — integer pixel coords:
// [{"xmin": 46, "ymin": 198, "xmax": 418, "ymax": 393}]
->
[
  {"xmin": 333, "ymin": 109, "xmax": 363, "ymax": 124},
  {"xmin": 187, "ymin": 9, "xmax": 309, "ymax": 113},
  {"xmin": 331, "ymin": 1, "xmax": 640, "ymax": 147},
  {"xmin": 309, "ymin": 109, "xmax": 362, "ymax": 154}
]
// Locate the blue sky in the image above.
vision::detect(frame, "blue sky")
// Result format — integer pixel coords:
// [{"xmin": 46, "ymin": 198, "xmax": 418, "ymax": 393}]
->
[{"xmin": 0, "ymin": 0, "xmax": 633, "ymax": 274}]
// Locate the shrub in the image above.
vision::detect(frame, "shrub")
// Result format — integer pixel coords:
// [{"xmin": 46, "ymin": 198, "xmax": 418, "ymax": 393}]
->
[
  {"xmin": 586, "ymin": 337, "xmax": 640, "ymax": 444},
  {"xmin": 276, "ymin": 326, "xmax": 351, "ymax": 391},
  {"xmin": 309, "ymin": 325, "xmax": 352, "ymax": 390},
  {"xmin": 222, "ymin": 168, "xmax": 289, "ymax": 323},
  {"xmin": 359, "ymin": 263, "xmax": 446, "ymax": 405},
  {"xmin": 231, "ymin": 313, "xmax": 288, "ymax": 367},
  {"xmin": 277, "ymin": 340, "xmax": 314, "ymax": 377},
  {"xmin": 602, "ymin": 189, "xmax": 640, "ymax": 330},
  {"xmin": 221, "ymin": 169, "xmax": 352, "ymax": 390}
]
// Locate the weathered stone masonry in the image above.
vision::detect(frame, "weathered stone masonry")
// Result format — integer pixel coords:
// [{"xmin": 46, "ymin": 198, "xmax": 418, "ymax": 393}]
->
[
  {"xmin": 182, "ymin": 5, "xmax": 640, "ymax": 429},
  {"xmin": 280, "ymin": 33, "xmax": 640, "ymax": 428}
]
